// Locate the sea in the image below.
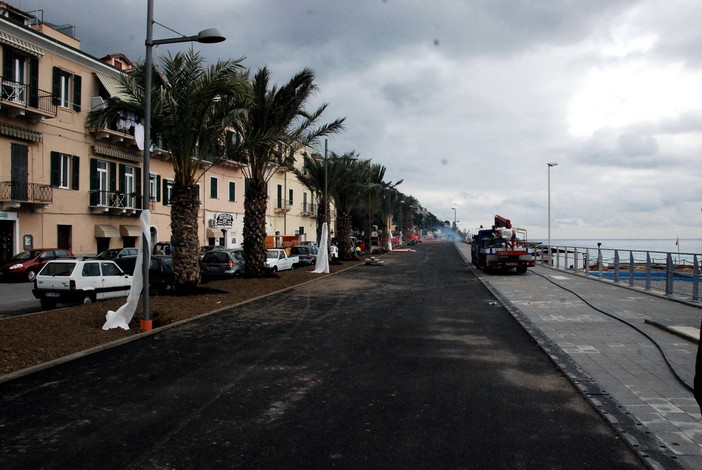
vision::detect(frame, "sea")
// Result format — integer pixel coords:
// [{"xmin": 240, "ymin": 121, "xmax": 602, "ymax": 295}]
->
[{"xmin": 550, "ymin": 239, "xmax": 702, "ymax": 255}]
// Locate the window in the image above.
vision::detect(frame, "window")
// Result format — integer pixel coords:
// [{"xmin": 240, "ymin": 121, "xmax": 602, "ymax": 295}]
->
[
  {"xmin": 288, "ymin": 189, "xmax": 294, "ymax": 205},
  {"xmin": 228, "ymin": 181, "xmax": 236, "ymax": 202},
  {"xmin": 82, "ymin": 263, "xmax": 100, "ymax": 277},
  {"xmin": 277, "ymin": 184, "xmax": 283, "ymax": 208},
  {"xmin": 149, "ymin": 173, "xmax": 161, "ymax": 202},
  {"xmin": 52, "ymin": 67, "xmax": 81, "ymax": 111},
  {"xmin": 210, "ymin": 176, "xmax": 218, "ymax": 199},
  {"xmin": 163, "ymin": 179, "xmax": 174, "ymax": 206},
  {"xmin": 50, "ymin": 152, "xmax": 79, "ymax": 190}
]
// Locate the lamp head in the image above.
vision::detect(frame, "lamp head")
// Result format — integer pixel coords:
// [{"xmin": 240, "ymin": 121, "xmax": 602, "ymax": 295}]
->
[
  {"xmin": 547, "ymin": 162, "xmax": 558, "ymax": 167},
  {"xmin": 196, "ymin": 28, "xmax": 226, "ymax": 44}
]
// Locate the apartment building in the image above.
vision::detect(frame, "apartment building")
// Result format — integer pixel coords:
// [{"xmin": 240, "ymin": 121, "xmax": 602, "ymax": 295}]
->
[{"xmin": 0, "ymin": 3, "xmax": 323, "ymax": 263}]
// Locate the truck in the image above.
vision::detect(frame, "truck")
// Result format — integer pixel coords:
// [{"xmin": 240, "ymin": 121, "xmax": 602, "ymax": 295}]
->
[{"xmin": 471, "ymin": 215, "xmax": 536, "ymax": 274}]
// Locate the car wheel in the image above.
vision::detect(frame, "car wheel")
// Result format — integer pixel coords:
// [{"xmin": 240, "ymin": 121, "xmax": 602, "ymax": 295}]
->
[
  {"xmin": 81, "ymin": 294, "xmax": 94, "ymax": 304},
  {"xmin": 40, "ymin": 299, "xmax": 56, "ymax": 309},
  {"xmin": 26, "ymin": 270, "xmax": 36, "ymax": 282}
]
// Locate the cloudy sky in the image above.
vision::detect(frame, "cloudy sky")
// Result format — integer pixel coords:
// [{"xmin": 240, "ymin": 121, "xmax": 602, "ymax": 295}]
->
[{"xmin": 22, "ymin": 0, "xmax": 702, "ymax": 240}]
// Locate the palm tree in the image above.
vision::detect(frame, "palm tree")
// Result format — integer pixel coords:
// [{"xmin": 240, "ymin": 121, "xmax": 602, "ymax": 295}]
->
[
  {"xmin": 87, "ymin": 50, "xmax": 249, "ymax": 292},
  {"xmin": 326, "ymin": 153, "xmax": 365, "ymax": 259},
  {"xmin": 291, "ymin": 152, "xmax": 327, "ymax": 244},
  {"xmin": 234, "ymin": 67, "xmax": 345, "ymax": 277}
]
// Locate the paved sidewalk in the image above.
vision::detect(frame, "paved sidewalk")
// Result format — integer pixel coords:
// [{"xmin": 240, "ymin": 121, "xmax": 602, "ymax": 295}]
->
[{"xmin": 455, "ymin": 242, "xmax": 702, "ymax": 470}]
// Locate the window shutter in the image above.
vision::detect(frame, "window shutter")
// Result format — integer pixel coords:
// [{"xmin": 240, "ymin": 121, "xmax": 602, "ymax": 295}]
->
[
  {"xmin": 28, "ymin": 57, "xmax": 38, "ymax": 107},
  {"xmin": 89, "ymin": 159, "xmax": 98, "ymax": 190},
  {"xmin": 109, "ymin": 162, "xmax": 117, "ymax": 192},
  {"xmin": 162, "ymin": 179, "xmax": 169, "ymax": 206},
  {"xmin": 229, "ymin": 181, "xmax": 235, "ymax": 202},
  {"xmin": 52, "ymin": 67, "xmax": 61, "ymax": 105},
  {"xmin": 3, "ymin": 48, "xmax": 13, "ymax": 78},
  {"xmin": 156, "ymin": 175, "xmax": 161, "ymax": 201},
  {"xmin": 72, "ymin": 74, "xmax": 81, "ymax": 111},
  {"xmin": 50, "ymin": 152, "xmax": 60, "ymax": 187},
  {"xmin": 118, "ymin": 164, "xmax": 125, "ymax": 193},
  {"xmin": 71, "ymin": 155, "xmax": 79, "ymax": 190}
]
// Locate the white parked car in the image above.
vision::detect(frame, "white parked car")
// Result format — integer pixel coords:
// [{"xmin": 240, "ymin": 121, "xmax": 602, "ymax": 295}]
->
[
  {"xmin": 32, "ymin": 259, "xmax": 132, "ymax": 309},
  {"xmin": 265, "ymin": 249, "xmax": 298, "ymax": 272}
]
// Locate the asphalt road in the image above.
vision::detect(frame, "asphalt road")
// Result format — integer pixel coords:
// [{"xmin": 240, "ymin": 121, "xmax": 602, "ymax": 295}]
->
[
  {"xmin": 0, "ymin": 243, "xmax": 646, "ymax": 469},
  {"xmin": 0, "ymin": 279, "xmax": 42, "ymax": 317}
]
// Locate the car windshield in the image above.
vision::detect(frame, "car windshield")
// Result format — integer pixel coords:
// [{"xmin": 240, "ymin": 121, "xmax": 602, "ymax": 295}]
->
[
  {"xmin": 266, "ymin": 251, "xmax": 279, "ymax": 259},
  {"xmin": 39, "ymin": 262, "xmax": 76, "ymax": 276},
  {"xmin": 11, "ymin": 250, "xmax": 42, "ymax": 261}
]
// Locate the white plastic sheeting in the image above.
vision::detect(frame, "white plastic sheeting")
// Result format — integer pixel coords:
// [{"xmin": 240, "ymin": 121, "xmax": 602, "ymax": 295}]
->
[
  {"xmin": 102, "ymin": 210, "xmax": 151, "ymax": 330},
  {"xmin": 312, "ymin": 222, "xmax": 330, "ymax": 274}
]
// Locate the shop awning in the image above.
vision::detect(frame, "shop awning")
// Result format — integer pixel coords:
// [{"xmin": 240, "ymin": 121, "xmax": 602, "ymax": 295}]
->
[
  {"xmin": 94, "ymin": 224, "xmax": 120, "ymax": 238},
  {"xmin": 206, "ymin": 228, "xmax": 226, "ymax": 238},
  {"xmin": 95, "ymin": 72, "xmax": 128, "ymax": 100},
  {"xmin": 0, "ymin": 31, "xmax": 43, "ymax": 57},
  {"xmin": 119, "ymin": 225, "xmax": 141, "ymax": 237}
]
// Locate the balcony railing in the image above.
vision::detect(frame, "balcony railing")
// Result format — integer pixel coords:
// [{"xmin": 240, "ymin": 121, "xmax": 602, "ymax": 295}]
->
[
  {"xmin": 89, "ymin": 190, "xmax": 142, "ymax": 214},
  {"xmin": 0, "ymin": 181, "xmax": 52, "ymax": 203},
  {"xmin": 302, "ymin": 202, "xmax": 318, "ymax": 216},
  {"xmin": 0, "ymin": 77, "xmax": 57, "ymax": 118}
]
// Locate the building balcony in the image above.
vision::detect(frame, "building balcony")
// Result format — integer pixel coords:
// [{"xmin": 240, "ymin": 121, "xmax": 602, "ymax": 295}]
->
[
  {"xmin": 301, "ymin": 202, "xmax": 318, "ymax": 217},
  {"xmin": 0, "ymin": 181, "xmax": 52, "ymax": 210},
  {"xmin": 274, "ymin": 200, "xmax": 293, "ymax": 213},
  {"xmin": 89, "ymin": 190, "xmax": 141, "ymax": 216},
  {"xmin": 0, "ymin": 77, "xmax": 57, "ymax": 121}
]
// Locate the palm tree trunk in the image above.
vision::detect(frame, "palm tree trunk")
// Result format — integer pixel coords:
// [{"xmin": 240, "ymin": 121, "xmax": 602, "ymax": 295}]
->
[
  {"xmin": 171, "ymin": 181, "xmax": 201, "ymax": 293},
  {"xmin": 336, "ymin": 211, "xmax": 354, "ymax": 260},
  {"xmin": 243, "ymin": 179, "xmax": 269, "ymax": 277}
]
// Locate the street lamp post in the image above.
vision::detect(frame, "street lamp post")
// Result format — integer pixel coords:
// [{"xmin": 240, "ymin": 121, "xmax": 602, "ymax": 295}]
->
[
  {"xmin": 141, "ymin": 0, "xmax": 225, "ymax": 330},
  {"xmin": 452, "ymin": 207, "xmax": 457, "ymax": 230},
  {"xmin": 547, "ymin": 162, "xmax": 558, "ymax": 265}
]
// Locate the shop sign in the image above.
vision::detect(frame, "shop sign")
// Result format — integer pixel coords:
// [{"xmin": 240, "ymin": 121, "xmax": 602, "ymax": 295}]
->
[{"xmin": 211, "ymin": 213, "xmax": 234, "ymax": 229}]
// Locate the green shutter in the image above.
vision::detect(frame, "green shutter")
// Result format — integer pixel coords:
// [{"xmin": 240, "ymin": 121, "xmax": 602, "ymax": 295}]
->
[
  {"xmin": 72, "ymin": 74, "xmax": 81, "ymax": 111},
  {"xmin": 162, "ymin": 179, "xmax": 168, "ymax": 206},
  {"xmin": 156, "ymin": 175, "xmax": 161, "ymax": 201},
  {"xmin": 90, "ymin": 158, "xmax": 98, "ymax": 190},
  {"xmin": 89, "ymin": 158, "xmax": 98, "ymax": 205},
  {"xmin": 118, "ymin": 164, "xmax": 125, "ymax": 193},
  {"xmin": 229, "ymin": 181, "xmax": 235, "ymax": 202},
  {"xmin": 50, "ymin": 151, "xmax": 60, "ymax": 187},
  {"xmin": 28, "ymin": 57, "xmax": 38, "ymax": 107},
  {"xmin": 3, "ymin": 48, "xmax": 13, "ymax": 78},
  {"xmin": 52, "ymin": 67, "xmax": 60, "ymax": 105},
  {"xmin": 108, "ymin": 162, "xmax": 116, "ymax": 192},
  {"xmin": 71, "ymin": 155, "xmax": 79, "ymax": 190}
]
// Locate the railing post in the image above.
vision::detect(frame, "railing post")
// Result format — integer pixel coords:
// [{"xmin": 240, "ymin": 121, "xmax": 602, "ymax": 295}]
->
[
  {"xmin": 665, "ymin": 253, "xmax": 674, "ymax": 296},
  {"xmin": 629, "ymin": 252, "xmax": 635, "ymax": 287},
  {"xmin": 597, "ymin": 246, "xmax": 603, "ymax": 277},
  {"xmin": 693, "ymin": 254, "xmax": 699, "ymax": 303},
  {"xmin": 645, "ymin": 252, "xmax": 652, "ymax": 291},
  {"xmin": 613, "ymin": 250, "xmax": 620, "ymax": 283},
  {"xmin": 584, "ymin": 249, "xmax": 590, "ymax": 274}
]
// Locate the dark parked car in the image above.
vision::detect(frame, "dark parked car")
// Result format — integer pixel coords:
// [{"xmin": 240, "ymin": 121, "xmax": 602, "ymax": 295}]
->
[
  {"xmin": 113, "ymin": 255, "xmax": 175, "ymax": 294},
  {"xmin": 200, "ymin": 249, "xmax": 245, "ymax": 279},
  {"xmin": 290, "ymin": 245, "xmax": 318, "ymax": 267},
  {"xmin": 199, "ymin": 245, "xmax": 226, "ymax": 260},
  {"xmin": 0, "ymin": 248, "xmax": 76, "ymax": 282},
  {"xmin": 94, "ymin": 247, "xmax": 139, "ymax": 260}
]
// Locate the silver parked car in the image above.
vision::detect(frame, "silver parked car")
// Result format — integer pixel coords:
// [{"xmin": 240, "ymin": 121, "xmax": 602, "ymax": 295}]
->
[{"xmin": 200, "ymin": 249, "xmax": 245, "ymax": 279}]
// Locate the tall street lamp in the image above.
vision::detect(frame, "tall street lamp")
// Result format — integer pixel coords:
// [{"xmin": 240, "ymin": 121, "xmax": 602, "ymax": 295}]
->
[
  {"xmin": 141, "ymin": 0, "xmax": 225, "ymax": 331},
  {"xmin": 547, "ymin": 162, "xmax": 558, "ymax": 265},
  {"xmin": 452, "ymin": 207, "xmax": 457, "ymax": 230}
]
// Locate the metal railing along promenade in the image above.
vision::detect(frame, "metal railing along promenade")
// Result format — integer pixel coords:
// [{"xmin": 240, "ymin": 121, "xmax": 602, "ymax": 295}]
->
[{"xmin": 539, "ymin": 245, "xmax": 701, "ymax": 303}]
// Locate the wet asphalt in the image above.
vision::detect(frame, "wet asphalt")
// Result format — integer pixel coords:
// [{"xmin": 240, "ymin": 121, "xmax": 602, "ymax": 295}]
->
[{"xmin": 0, "ymin": 242, "xmax": 646, "ymax": 469}]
